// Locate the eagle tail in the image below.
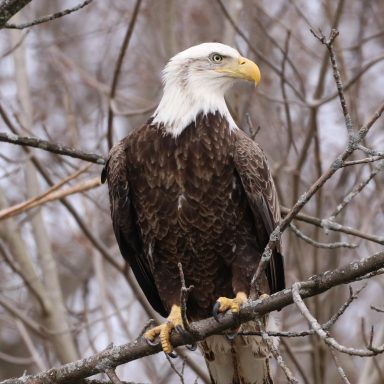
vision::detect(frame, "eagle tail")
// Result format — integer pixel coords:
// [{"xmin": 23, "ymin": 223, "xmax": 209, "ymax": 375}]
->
[{"xmin": 200, "ymin": 315, "xmax": 278, "ymax": 384}]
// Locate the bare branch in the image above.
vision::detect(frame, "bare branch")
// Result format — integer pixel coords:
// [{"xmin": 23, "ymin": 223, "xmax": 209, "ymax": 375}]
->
[
  {"xmin": 3, "ymin": 0, "xmax": 94, "ymax": 29},
  {"xmin": 310, "ymin": 29, "xmax": 354, "ymax": 137},
  {"xmin": 371, "ymin": 305, "xmax": 384, "ymax": 314},
  {"xmin": 107, "ymin": 0, "xmax": 142, "ymax": 149},
  {"xmin": 326, "ymin": 161, "xmax": 384, "ymax": 223},
  {"xmin": 329, "ymin": 348, "xmax": 352, "ymax": 384},
  {"xmin": 239, "ymin": 285, "xmax": 365, "ymax": 338},
  {"xmin": 281, "ymin": 206, "xmax": 384, "ymax": 245},
  {"xmin": 341, "ymin": 155, "xmax": 384, "ymax": 167},
  {"xmin": 0, "ymin": 0, "xmax": 32, "ymax": 27},
  {"xmin": 0, "ymin": 165, "xmax": 94, "ymax": 220},
  {"xmin": 356, "ymin": 144, "xmax": 384, "ymax": 157},
  {"xmin": 292, "ymin": 282, "xmax": 384, "ymax": 357},
  {"xmin": 251, "ymin": 98, "xmax": 384, "ymax": 294},
  {"xmin": 1, "ymin": 249, "xmax": 383, "ymax": 384},
  {"xmin": 105, "ymin": 369, "xmax": 124, "ymax": 384},
  {"xmin": 15, "ymin": 320, "xmax": 47, "ymax": 371},
  {"xmin": 178, "ymin": 262, "xmax": 194, "ymax": 334},
  {"xmin": 0, "ymin": 131, "xmax": 106, "ymax": 164},
  {"xmin": 165, "ymin": 353, "xmax": 186, "ymax": 384},
  {"xmin": 289, "ymin": 222, "xmax": 357, "ymax": 249},
  {"xmin": 257, "ymin": 319, "xmax": 299, "ymax": 383}
]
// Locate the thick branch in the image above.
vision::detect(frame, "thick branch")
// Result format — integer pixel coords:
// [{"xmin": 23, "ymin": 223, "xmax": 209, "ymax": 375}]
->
[
  {"xmin": 1, "ymin": 250, "xmax": 383, "ymax": 384},
  {"xmin": 0, "ymin": 0, "xmax": 32, "ymax": 27}
]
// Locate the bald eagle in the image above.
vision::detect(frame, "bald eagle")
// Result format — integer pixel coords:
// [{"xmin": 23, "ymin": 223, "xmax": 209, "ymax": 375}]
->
[{"xmin": 102, "ymin": 43, "xmax": 285, "ymax": 384}]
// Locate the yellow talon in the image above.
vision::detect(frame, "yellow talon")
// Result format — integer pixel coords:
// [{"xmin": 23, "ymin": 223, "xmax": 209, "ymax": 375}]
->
[
  {"xmin": 144, "ymin": 305, "xmax": 183, "ymax": 354},
  {"xmin": 215, "ymin": 291, "xmax": 248, "ymax": 314}
]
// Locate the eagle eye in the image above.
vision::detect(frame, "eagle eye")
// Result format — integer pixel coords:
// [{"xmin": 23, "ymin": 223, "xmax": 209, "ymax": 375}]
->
[{"xmin": 210, "ymin": 53, "xmax": 223, "ymax": 63}]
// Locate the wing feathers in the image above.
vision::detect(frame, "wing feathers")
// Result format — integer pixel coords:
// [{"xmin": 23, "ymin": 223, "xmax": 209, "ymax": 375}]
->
[
  {"xmin": 102, "ymin": 138, "xmax": 167, "ymax": 317},
  {"xmin": 234, "ymin": 130, "xmax": 285, "ymax": 293}
]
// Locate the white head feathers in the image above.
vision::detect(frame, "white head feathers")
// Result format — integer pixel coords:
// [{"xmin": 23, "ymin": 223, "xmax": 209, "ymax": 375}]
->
[{"xmin": 152, "ymin": 43, "xmax": 244, "ymax": 137}]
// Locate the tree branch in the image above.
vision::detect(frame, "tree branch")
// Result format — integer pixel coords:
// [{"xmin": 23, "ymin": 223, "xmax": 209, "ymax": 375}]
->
[
  {"xmin": 1, "ymin": 250, "xmax": 383, "ymax": 384},
  {"xmin": 0, "ymin": 0, "xmax": 32, "ymax": 27},
  {"xmin": 107, "ymin": 0, "xmax": 142, "ymax": 149},
  {"xmin": 281, "ymin": 206, "xmax": 384, "ymax": 245},
  {"xmin": 289, "ymin": 222, "xmax": 357, "ymax": 249},
  {"xmin": 3, "ymin": 0, "xmax": 94, "ymax": 29},
  {"xmin": 0, "ymin": 131, "xmax": 106, "ymax": 164}
]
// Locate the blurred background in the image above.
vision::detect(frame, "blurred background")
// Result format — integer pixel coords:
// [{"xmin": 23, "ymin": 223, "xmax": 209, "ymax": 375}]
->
[{"xmin": 0, "ymin": 0, "xmax": 383, "ymax": 382}]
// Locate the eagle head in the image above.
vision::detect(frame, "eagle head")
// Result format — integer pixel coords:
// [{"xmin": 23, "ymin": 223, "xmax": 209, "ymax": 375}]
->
[{"xmin": 152, "ymin": 42, "xmax": 260, "ymax": 137}]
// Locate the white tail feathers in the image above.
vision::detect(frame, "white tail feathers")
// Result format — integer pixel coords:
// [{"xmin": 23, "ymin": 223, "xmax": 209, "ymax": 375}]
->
[{"xmin": 199, "ymin": 314, "xmax": 278, "ymax": 384}]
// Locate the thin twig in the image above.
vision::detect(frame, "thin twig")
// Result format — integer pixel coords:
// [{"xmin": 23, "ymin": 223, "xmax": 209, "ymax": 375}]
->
[
  {"xmin": 0, "ymin": 177, "xmax": 100, "ymax": 220},
  {"xmin": 0, "ymin": 131, "xmax": 105, "ymax": 164},
  {"xmin": 324, "ymin": 285, "xmax": 366, "ymax": 328},
  {"xmin": 107, "ymin": 0, "xmax": 142, "ymax": 149},
  {"xmin": 281, "ymin": 206, "xmax": 384, "ymax": 245},
  {"xmin": 310, "ymin": 53, "xmax": 384, "ymax": 108},
  {"xmin": 257, "ymin": 319, "xmax": 299, "ymax": 383},
  {"xmin": 177, "ymin": 262, "xmax": 194, "ymax": 333},
  {"xmin": 105, "ymin": 369, "xmax": 123, "ymax": 384},
  {"xmin": 15, "ymin": 320, "xmax": 47, "ymax": 371},
  {"xmin": 341, "ymin": 155, "xmax": 384, "ymax": 167},
  {"xmin": 357, "ymin": 145, "xmax": 384, "ymax": 157},
  {"xmin": 280, "ymin": 338, "xmax": 311, "ymax": 384},
  {"xmin": 280, "ymin": 31, "xmax": 296, "ymax": 157},
  {"xmin": 292, "ymin": 282, "xmax": 384, "ymax": 356},
  {"xmin": 0, "ymin": 243, "xmax": 49, "ymax": 314},
  {"xmin": 326, "ymin": 161, "xmax": 384, "ymax": 223},
  {"xmin": 4, "ymin": 0, "xmax": 94, "ymax": 29},
  {"xmin": 252, "ymin": 96, "xmax": 384, "ymax": 293},
  {"xmin": 289, "ymin": 222, "xmax": 357, "ymax": 249},
  {"xmin": 165, "ymin": 354, "xmax": 186, "ymax": 384},
  {"xmin": 329, "ymin": 348, "xmax": 351, "ymax": 384},
  {"xmin": 0, "ymin": 0, "xmax": 32, "ymax": 27},
  {"xmin": 0, "ymin": 164, "xmax": 93, "ymax": 220},
  {"xmin": 245, "ymin": 113, "xmax": 260, "ymax": 139},
  {"xmin": 371, "ymin": 305, "xmax": 384, "ymax": 313},
  {"xmin": 86, "ymin": 381, "xmax": 147, "ymax": 384},
  {"xmin": 311, "ymin": 29, "xmax": 354, "ymax": 137},
  {"xmin": 240, "ymin": 285, "xmax": 365, "ymax": 338},
  {"xmin": 354, "ymin": 268, "xmax": 384, "ymax": 281},
  {"xmin": 0, "ymin": 30, "xmax": 29, "ymax": 58}
]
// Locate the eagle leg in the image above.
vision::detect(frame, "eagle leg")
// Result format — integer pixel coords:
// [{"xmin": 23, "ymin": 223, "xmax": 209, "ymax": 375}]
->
[
  {"xmin": 144, "ymin": 304, "xmax": 182, "ymax": 354},
  {"xmin": 213, "ymin": 291, "xmax": 247, "ymax": 322}
]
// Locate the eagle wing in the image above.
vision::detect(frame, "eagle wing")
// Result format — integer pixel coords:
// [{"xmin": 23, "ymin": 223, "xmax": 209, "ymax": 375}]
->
[
  {"xmin": 234, "ymin": 129, "xmax": 285, "ymax": 293},
  {"xmin": 101, "ymin": 139, "xmax": 167, "ymax": 317}
]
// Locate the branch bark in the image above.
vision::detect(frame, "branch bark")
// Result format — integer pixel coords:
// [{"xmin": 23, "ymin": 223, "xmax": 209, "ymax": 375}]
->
[
  {"xmin": 0, "ymin": 131, "xmax": 106, "ymax": 164},
  {"xmin": 1, "ymin": 250, "xmax": 383, "ymax": 384},
  {"xmin": 0, "ymin": 0, "xmax": 32, "ymax": 27}
]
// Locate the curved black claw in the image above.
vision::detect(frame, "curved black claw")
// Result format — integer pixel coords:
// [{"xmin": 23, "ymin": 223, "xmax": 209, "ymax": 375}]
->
[
  {"xmin": 175, "ymin": 324, "xmax": 188, "ymax": 338},
  {"xmin": 175, "ymin": 325, "xmax": 195, "ymax": 351},
  {"xmin": 225, "ymin": 329, "xmax": 238, "ymax": 341},
  {"xmin": 145, "ymin": 337, "xmax": 160, "ymax": 347},
  {"xmin": 212, "ymin": 301, "xmax": 222, "ymax": 323},
  {"xmin": 186, "ymin": 343, "xmax": 197, "ymax": 351},
  {"xmin": 167, "ymin": 351, "xmax": 178, "ymax": 359}
]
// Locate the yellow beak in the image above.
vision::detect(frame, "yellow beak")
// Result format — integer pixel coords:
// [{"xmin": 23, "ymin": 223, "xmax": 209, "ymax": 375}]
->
[{"xmin": 215, "ymin": 56, "xmax": 261, "ymax": 85}]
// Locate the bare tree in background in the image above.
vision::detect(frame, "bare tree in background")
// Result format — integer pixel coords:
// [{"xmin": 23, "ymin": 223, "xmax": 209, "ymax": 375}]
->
[{"xmin": 0, "ymin": 1, "xmax": 384, "ymax": 383}]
